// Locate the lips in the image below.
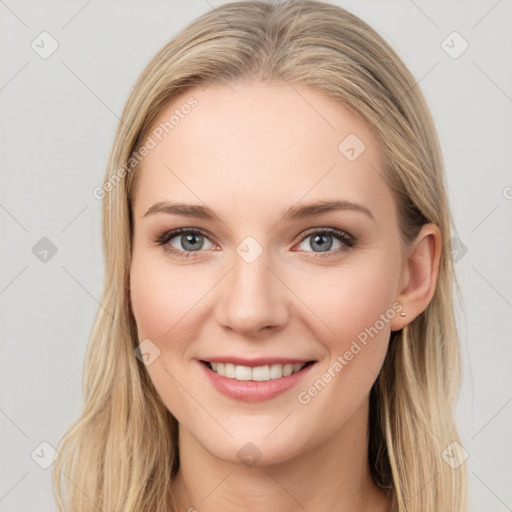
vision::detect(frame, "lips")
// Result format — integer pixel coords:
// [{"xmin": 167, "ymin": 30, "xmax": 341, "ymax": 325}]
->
[{"xmin": 198, "ymin": 358, "xmax": 317, "ymax": 402}]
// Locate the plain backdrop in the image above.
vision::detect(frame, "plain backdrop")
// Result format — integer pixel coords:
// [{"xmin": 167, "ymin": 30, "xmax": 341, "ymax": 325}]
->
[{"xmin": 1, "ymin": 1, "xmax": 511, "ymax": 510}]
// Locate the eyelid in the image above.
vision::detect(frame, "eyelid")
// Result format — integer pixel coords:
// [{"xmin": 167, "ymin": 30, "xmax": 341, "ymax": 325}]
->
[
  {"xmin": 155, "ymin": 226, "xmax": 355, "ymax": 258},
  {"xmin": 291, "ymin": 227, "xmax": 355, "ymax": 257},
  {"xmin": 155, "ymin": 227, "xmax": 216, "ymax": 245},
  {"xmin": 294, "ymin": 226, "xmax": 353, "ymax": 243}
]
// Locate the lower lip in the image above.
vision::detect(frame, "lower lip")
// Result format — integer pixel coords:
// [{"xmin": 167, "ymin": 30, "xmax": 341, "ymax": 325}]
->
[{"xmin": 198, "ymin": 361, "xmax": 316, "ymax": 402}]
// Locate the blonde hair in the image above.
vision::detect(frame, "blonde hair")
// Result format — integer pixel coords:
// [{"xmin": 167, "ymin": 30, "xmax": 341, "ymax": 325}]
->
[{"xmin": 53, "ymin": 1, "xmax": 466, "ymax": 510}]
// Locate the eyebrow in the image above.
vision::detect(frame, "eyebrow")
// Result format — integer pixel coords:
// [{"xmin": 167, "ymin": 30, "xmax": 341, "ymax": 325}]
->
[{"xmin": 144, "ymin": 199, "xmax": 374, "ymax": 222}]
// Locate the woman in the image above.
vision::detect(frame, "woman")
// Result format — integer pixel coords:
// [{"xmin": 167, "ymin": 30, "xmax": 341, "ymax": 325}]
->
[{"xmin": 53, "ymin": 1, "xmax": 467, "ymax": 510}]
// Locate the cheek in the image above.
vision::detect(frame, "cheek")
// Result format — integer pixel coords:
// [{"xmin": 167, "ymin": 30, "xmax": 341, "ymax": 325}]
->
[
  {"xmin": 293, "ymin": 282, "xmax": 394, "ymax": 437},
  {"xmin": 291, "ymin": 253, "xmax": 399, "ymax": 431},
  {"xmin": 292, "ymin": 256, "xmax": 399, "ymax": 349},
  {"xmin": 129, "ymin": 251, "xmax": 217, "ymax": 422},
  {"xmin": 129, "ymin": 250, "xmax": 208, "ymax": 342}
]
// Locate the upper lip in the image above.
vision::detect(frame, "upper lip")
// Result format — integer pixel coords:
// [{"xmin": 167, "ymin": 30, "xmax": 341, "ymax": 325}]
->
[{"xmin": 200, "ymin": 357, "xmax": 315, "ymax": 367}]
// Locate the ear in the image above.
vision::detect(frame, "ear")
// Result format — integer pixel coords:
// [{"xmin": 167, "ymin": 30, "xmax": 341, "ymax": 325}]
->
[{"xmin": 390, "ymin": 223, "xmax": 442, "ymax": 331}]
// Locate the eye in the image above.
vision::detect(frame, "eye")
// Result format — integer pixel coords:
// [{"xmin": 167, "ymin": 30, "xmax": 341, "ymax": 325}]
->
[
  {"xmin": 294, "ymin": 227, "xmax": 355, "ymax": 258},
  {"xmin": 155, "ymin": 226, "xmax": 355, "ymax": 259},
  {"xmin": 156, "ymin": 228, "xmax": 216, "ymax": 258}
]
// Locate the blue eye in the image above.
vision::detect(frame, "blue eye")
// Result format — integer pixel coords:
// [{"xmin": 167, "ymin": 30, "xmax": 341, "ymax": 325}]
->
[
  {"xmin": 294, "ymin": 228, "xmax": 355, "ymax": 258},
  {"xmin": 155, "ymin": 227, "xmax": 355, "ymax": 259},
  {"xmin": 156, "ymin": 228, "xmax": 215, "ymax": 258}
]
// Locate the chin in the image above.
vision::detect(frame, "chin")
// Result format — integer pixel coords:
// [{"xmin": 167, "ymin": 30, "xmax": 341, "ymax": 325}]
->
[{"xmin": 185, "ymin": 421, "xmax": 317, "ymax": 468}]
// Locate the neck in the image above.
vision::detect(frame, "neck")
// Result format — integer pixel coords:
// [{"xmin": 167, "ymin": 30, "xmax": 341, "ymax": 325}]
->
[{"xmin": 170, "ymin": 397, "xmax": 391, "ymax": 512}]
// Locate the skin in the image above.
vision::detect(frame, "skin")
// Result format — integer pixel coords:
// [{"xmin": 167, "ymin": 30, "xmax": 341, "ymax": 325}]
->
[{"xmin": 129, "ymin": 81, "xmax": 441, "ymax": 512}]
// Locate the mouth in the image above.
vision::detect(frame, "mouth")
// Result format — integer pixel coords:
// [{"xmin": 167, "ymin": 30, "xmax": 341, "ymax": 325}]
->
[
  {"xmin": 198, "ymin": 357, "xmax": 317, "ymax": 402},
  {"xmin": 200, "ymin": 360, "xmax": 315, "ymax": 381}
]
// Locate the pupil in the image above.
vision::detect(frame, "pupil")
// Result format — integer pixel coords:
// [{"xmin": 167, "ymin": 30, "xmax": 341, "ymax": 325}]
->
[
  {"xmin": 183, "ymin": 233, "xmax": 202, "ymax": 251},
  {"xmin": 312, "ymin": 234, "xmax": 332, "ymax": 252}
]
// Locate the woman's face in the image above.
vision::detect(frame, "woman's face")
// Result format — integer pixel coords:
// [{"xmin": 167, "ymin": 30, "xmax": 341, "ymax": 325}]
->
[{"xmin": 130, "ymin": 82, "xmax": 408, "ymax": 465}]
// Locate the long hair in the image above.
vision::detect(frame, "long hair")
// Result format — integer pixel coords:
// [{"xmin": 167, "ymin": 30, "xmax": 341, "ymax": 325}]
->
[{"xmin": 53, "ymin": 1, "xmax": 466, "ymax": 510}]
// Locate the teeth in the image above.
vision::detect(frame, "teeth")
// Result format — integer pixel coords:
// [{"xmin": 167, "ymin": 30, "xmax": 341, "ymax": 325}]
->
[
  {"xmin": 235, "ymin": 365, "xmax": 252, "ymax": 380},
  {"xmin": 225, "ymin": 363, "xmax": 236, "ymax": 378},
  {"xmin": 283, "ymin": 364, "xmax": 293, "ymax": 377},
  {"xmin": 270, "ymin": 364, "xmax": 283, "ymax": 379},
  {"xmin": 252, "ymin": 365, "xmax": 270, "ymax": 381},
  {"xmin": 209, "ymin": 362, "xmax": 307, "ymax": 381},
  {"xmin": 292, "ymin": 363, "xmax": 303, "ymax": 373}
]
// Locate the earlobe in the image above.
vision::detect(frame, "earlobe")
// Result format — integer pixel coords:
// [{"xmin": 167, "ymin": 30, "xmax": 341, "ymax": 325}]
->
[{"xmin": 390, "ymin": 223, "xmax": 442, "ymax": 331}]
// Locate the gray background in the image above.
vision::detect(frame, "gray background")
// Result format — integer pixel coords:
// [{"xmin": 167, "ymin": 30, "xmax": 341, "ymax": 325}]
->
[{"xmin": 1, "ymin": 0, "xmax": 511, "ymax": 510}]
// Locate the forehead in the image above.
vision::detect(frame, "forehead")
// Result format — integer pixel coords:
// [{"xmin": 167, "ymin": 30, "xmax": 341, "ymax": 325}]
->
[{"xmin": 131, "ymin": 81, "xmax": 395, "ymax": 223}]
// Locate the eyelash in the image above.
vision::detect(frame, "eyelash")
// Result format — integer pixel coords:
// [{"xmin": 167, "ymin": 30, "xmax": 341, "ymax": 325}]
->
[{"xmin": 155, "ymin": 227, "xmax": 356, "ymax": 260}]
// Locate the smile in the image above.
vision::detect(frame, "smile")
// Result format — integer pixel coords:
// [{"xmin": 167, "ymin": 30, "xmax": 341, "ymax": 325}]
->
[
  {"xmin": 198, "ymin": 359, "xmax": 317, "ymax": 402},
  {"xmin": 205, "ymin": 361, "xmax": 310, "ymax": 381}
]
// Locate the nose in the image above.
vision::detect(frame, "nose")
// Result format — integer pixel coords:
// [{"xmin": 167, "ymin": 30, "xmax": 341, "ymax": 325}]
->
[{"xmin": 216, "ymin": 247, "xmax": 290, "ymax": 337}]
